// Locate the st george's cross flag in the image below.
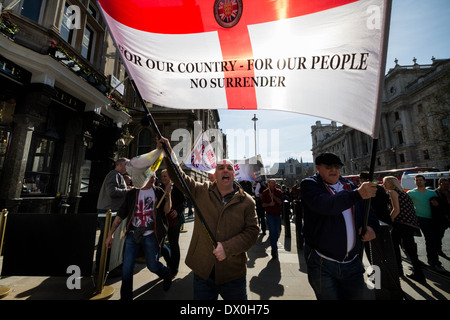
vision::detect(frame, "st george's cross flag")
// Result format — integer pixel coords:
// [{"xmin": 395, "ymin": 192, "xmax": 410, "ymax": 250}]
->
[{"xmin": 98, "ymin": 0, "xmax": 391, "ymax": 138}]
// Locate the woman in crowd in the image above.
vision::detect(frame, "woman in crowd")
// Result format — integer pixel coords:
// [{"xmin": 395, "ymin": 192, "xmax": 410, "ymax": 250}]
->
[{"xmin": 383, "ymin": 176, "xmax": 425, "ymax": 283}]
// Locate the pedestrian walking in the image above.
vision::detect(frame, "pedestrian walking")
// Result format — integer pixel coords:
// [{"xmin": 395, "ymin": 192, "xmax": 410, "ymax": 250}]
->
[
  {"xmin": 408, "ymin": 175, "xmax": 445, "ymax": 271},
  {"xmin": 96, "ymin": 157, "xmax": 131, "ymax": 274},
  {"xmin": 160, "ymin": 169, "xmax": 186, "ymax": 278},
  {"xmin": 431, "ymin": 178, "xmax": 450, "ymax": 260},
  {"xmin": 261, "ymin": 179, "xmax": 283, "ymax": 259},
  {"xmin": 254, "ymin": 180, "xmax": 267, "ymax": 235},
  {"xmin": 383, "ymin": 176, "xmax": 425, "ymax": 283}
]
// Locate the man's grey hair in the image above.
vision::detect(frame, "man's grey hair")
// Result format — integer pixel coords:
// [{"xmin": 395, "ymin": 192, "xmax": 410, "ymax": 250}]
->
[{"xmin": 116, "ymin": 158, "xmax": 129, "ymax": 166}]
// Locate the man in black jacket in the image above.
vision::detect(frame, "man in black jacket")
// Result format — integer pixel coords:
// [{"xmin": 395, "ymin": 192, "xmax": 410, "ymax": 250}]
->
[{"xmin": 300, "ymin": 153, "xmax": 379, "ymax": 300}]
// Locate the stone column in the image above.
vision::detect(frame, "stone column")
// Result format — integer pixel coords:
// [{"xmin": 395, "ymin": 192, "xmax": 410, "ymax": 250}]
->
[{"xmin": 67, "ymin": 131, "xmax": 91, "ymax": 213}]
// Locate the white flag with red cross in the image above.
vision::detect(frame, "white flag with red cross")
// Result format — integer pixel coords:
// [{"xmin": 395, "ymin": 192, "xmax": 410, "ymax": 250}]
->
[{"xmin": 98, "ymin": 0, "xmax": 391, "ymax": 138}]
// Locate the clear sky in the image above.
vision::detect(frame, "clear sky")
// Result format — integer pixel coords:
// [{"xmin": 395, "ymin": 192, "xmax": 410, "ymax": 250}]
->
[{"xmin": 217, "ymin": 0, "xmax": 450, "ymax": 166}]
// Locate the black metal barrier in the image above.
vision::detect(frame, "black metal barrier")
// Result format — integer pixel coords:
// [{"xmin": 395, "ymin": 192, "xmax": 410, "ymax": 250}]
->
[
  {"xmin": 1, "ymin": 213, "xmax": 97, "ymax": 277},
  {"xmin": 282, "ymin": 200, "xmax": 291, "ymax": 238}
]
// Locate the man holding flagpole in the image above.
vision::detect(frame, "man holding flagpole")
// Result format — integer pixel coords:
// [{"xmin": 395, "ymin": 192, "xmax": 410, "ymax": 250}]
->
[
  {"xmin": 157, "ymin": 137, "xmax": 259, "ymax": 300},
  {"xmin": 301, "ymin": 153, "xmax": 379, "ymax": 300}
]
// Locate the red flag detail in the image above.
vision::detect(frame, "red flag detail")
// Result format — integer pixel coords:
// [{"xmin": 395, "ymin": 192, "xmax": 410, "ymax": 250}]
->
[{"xmin": 98, "ymin": 0, "xmax": 359, "ymax": 109}]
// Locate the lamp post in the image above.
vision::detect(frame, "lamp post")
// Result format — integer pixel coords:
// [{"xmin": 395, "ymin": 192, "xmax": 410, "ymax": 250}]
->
[{"xmin": 251, "ymin": 114, "xmax": 258, "ymax": 156}]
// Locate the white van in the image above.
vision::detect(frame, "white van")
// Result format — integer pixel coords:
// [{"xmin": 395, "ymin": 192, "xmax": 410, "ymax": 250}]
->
[{"xmin": 401, "ymin": 171, "xmax": 450, "ymax": 191}]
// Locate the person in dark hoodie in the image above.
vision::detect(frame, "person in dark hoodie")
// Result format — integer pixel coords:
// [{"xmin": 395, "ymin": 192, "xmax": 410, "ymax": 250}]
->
[{"xmin": 300, "ymin": 153, "xmax": 379, "ymax": 300}]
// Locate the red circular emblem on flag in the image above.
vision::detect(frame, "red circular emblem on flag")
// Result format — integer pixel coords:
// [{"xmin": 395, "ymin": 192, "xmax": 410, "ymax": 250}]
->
[{"xmin": 214, "ymin": 0, "xmax": 243, "ymax": 28}]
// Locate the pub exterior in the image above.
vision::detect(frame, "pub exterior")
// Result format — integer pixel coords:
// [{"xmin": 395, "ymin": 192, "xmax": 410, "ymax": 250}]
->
[{"xmin": 0, "ymin": 0, "xmax": 131, "ymax": 213}]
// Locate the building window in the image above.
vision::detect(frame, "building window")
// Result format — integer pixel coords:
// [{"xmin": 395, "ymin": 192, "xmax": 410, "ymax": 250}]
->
[
  {"xmin": 88, "ymin": 4, "xmax": 98, "ymax": 20},
  {"xmin": 399, "ymin": 153, "xmax": 405, "ymax": 163},
  {"xmin": 19, "ymin": 0, "xmax": 43, "ymax": 23},
  {"xmin": 397, "ymin": 131, "xmax": 404, "ymax": 144},
  {"xmin": 81, "ymin": 25, "xmax": 94, "ymax": 61},
  {"xmin": 423, "ymin": 149, "xmax": 430, "ymax": 160},
  {"xmin": 61, "ymin": 2, "xmax": 76, "ymax": 45},
  {"xmin": 394, "ymin": 112, "xmax": 400, "ymax": 120},
  {"xmin": 0, "ymin": 128, "xmax": 11, "ymax": 171},
  {"xmin": 137, "ymin": 129, "xmax": 152, "ymax": 155},
  {"xmin": 80, "ymin": 159, "xmax": 91, "ymax": 193},
  {"xmin": 23, "ymin": 136, "xmax": 57, "ymax": 195},
  {"xmin": 421, "ymin": 126, "xmax": 429, "ymax": 139},
  {"xmin": 442, "ymin": 118, "xmax": 449, "ymax": 135}
]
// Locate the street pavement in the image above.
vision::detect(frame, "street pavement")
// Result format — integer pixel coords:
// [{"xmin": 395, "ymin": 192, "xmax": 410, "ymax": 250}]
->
[{"xmin": 0, "ymin": 211, "xmax": 449, "ymax": 302}]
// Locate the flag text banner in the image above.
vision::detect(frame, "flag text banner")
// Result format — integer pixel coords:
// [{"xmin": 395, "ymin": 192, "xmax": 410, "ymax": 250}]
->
[{"xmin": 98, "ymin": 0, "xmax": 389, "ymax": 137}]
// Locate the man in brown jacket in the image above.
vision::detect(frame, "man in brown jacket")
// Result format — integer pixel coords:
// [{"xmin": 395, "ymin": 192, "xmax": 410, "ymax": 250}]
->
[{"xmin": 157, "ymin": 137, "xmax": 259, "ymax": 300}]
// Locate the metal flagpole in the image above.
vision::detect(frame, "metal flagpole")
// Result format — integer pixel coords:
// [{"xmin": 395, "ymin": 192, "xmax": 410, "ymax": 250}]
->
[
  {"xmin": 88, "ymin": 210, "xmax": 115, "ymax": 300},
  {"xmin": 359, "ymin": 4, "xmax": 406, "ymax": 299},
  {"xmin": 0, "ymin": 209, "xmax": 11, "ymax": 298}
]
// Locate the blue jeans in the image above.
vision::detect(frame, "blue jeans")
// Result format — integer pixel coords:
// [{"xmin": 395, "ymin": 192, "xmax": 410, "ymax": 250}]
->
[
  {"xmin": 266, "ymin": 214, "xmax": 281, "ymax": 254},
  {"xmin": 193, "ymin": 273, "xmax": 247, "ymax": 300},
  {"xmin": 121, "ymin": 232, "xmax": 169, "ymax": 300},
  {"xmin": 304, "ymin": 246, "xmax": 369, "ymax": 300}
]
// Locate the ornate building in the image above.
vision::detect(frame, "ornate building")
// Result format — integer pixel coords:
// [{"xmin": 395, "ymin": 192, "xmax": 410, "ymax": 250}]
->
[
  {"xmin": 0, "ymin": 1, "xmax": 224, "ymax": 213},
  {"xmin": 268, "ymin": 158, "xmax": 314, "ymax": 186},
  {"xmin": 311, "ymin": 58, "xmax": 450, "ymax": 175},
  {"xmin": 0, "ymin": 0, "xmax": 133, "ymax": 213}
]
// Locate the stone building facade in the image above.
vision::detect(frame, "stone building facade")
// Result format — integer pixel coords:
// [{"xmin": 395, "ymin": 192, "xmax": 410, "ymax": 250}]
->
[
  {"xmin": 268, "ymin": 158, "xmax": 314, "ymax": 186},
  {"xmin": 311, "ymin": 58, "xmax": 450, "ymax": 175}
]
